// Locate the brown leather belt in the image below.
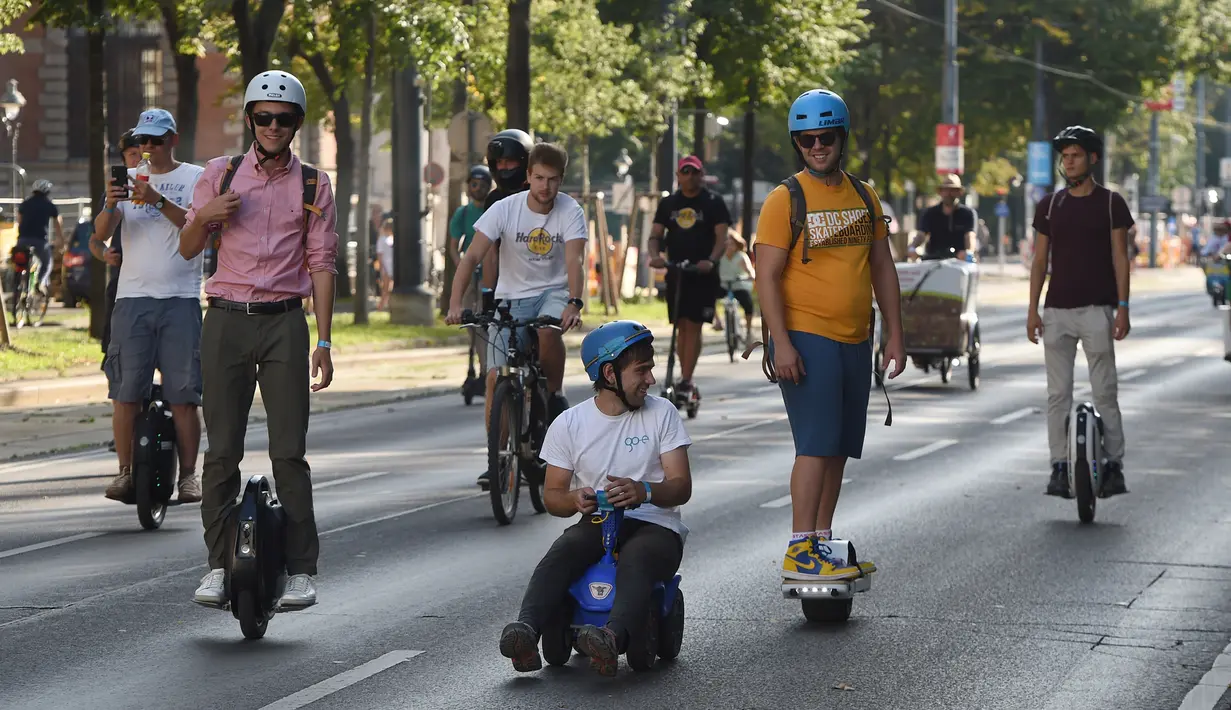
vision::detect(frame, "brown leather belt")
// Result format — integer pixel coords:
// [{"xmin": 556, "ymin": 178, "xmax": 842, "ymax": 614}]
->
[{"xmin": 208, "ymin": 297, "xmax": 303, "ymax": 315}]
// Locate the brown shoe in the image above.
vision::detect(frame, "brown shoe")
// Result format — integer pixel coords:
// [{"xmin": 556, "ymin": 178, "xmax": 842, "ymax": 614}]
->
[
  {"xmin": 104, "ymin": 468, "xmax": 133, "ymax": 502},
  {"xmin": 177, "ymin": 472, "xmax": 202, "ymax": 503}
]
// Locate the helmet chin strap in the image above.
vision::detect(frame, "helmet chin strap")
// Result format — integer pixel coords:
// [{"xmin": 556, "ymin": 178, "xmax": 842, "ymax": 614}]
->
[
  {"xmin": 600, "ymin": 368, "xmax": 642, "ymax": 411},
  {"xmin": 800, "ymin": 131, "xmax": 846, "ymax": 179},
  {"xmin": 249, "ymin": 112, "xmax": 299, "ymax": 166},
  {"xmin": 1062, "ymin": 169, "xmax": 1092, "ymax": 189}
]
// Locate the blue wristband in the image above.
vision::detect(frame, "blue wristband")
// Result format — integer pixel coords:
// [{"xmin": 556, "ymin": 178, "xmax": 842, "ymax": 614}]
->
[
  {"xmin": 317, "ymin": 340, "xmax": 331, "ymax": 349},
  {"xmin": 643, "ymin": 481, "xmax": 652, "ymax": 502},
  {"xmin": 1118, "ymin": 300, "xmax": 1129, "ymax": 308}
]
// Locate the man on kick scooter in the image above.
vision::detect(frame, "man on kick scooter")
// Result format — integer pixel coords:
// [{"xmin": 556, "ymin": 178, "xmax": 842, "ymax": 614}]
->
[
  {"xmin": 1026, "ymin": 126, "xmax": 1131, "ymax": 498},
  {"xmin": 497, "ymin": 320, "xmax": 693, "ymax": 677},
  {"xmin": 753, "ymin": 89, "xmax": 906, "ymax": 580},
  {"xmin": 648, "ymin": 155, "xmax": 732, "ymax": 403}
]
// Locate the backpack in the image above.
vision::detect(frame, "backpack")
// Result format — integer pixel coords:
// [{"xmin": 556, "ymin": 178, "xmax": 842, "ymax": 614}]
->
[
  {"xmin": 741, "ymin": 170, "xmax": 894, "ymax": 424},
  {"xmin": 204, "ymin": 154, "xmax": 321, "ymax": 277}
]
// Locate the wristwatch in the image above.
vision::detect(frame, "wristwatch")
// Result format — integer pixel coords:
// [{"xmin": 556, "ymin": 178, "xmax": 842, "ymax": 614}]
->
[
  {"xmin": 153, "ymin": 196, "xmax": 166, "ymax": 211},
  {"xmin": 567, "ymin": 297, "xmax": 584, "ymax": 309}
]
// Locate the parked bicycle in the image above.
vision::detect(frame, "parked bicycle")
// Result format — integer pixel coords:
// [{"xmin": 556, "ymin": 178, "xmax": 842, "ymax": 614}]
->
[{"xmin": 459, "ymin": 306, "xmax": 563, "ymax": 525}]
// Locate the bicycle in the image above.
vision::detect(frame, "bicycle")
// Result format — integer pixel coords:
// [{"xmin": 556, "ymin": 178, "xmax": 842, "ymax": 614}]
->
[
  {"xmin": 720, "ymin": 280, "xmax": 748, "ymax": 363},
  {"xmin": 460, "ymin": 306, "xmax": 563, "ymax": 525},
  {"xmin": 8, "ymin": 245, "xmax": 48, "ymax": 328}
]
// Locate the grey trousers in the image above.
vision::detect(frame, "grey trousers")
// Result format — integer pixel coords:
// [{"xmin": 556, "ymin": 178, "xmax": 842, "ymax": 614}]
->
[{"xmin": 1042, "ymin": 305, "xmax": 1125, "ymax": 464}]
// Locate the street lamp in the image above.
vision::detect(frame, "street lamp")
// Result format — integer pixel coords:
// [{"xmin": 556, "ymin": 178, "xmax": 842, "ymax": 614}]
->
[{"xmin": 1, "ymin": 79, "xmax": 26, "ymax": 202}]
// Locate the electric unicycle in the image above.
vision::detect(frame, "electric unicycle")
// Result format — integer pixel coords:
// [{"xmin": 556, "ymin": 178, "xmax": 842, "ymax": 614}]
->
[
  {"xmin": 1066, "ymin": 401, "xmax": 1105, "ymax": 523},
  {"xmin": 781, "ymin": 539, "xmax": 876, "ymax": 623},
  {"xmin": 227, "ymin": 475, "xmax": 289, "ymax": 639},
  {"xmin": 129, "ymin": 383, "xmax": 181, "ymax": 530}
]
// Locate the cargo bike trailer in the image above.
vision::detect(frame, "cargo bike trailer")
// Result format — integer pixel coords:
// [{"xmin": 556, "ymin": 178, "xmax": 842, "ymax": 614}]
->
[{"xmin": 873, "ymin": 258, "xmax": 981, "ymax": 391}]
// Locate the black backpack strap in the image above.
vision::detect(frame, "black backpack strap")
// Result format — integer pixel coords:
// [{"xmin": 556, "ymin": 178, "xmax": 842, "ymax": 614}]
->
[
  {"xmin": 301, "ymin": 164, "xmax": 320, "ymax": 239},
  {"xmin": 205, "ymin": 155, "xmax": 245, "ymax": 277},
  {"xmin": 782, "ymin": 175, "xmax": 810, "ymax": 264},
  {"xmin": 844, "ymin": 170, "xmax": 893, "ymax": 427}
]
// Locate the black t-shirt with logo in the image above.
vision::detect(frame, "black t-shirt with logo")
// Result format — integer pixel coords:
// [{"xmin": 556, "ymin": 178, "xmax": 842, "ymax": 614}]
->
[
  {"xmin": 17, "ymin": 194, "xmax": 59, "ymax": 243},
  {"xmin": 918, "ymin": 203, "xmax": 975, "ymax": 258},
  {"xmin": 653, "ymin": 188, "xmax": 732, "ymax": 264},
  {"xmin": 1032, "ymin": 185, "xmax": 1134, "ymax": 309}
]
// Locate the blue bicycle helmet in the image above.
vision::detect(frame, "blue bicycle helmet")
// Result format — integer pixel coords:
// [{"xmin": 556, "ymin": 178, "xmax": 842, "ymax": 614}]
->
[
  {"xmin": 582, "ymin": 320, "xmax": 654, "ymax": 382},
  {"xmin": 788, "ymin": 89, "xmax": 850, "ymax": 134}
]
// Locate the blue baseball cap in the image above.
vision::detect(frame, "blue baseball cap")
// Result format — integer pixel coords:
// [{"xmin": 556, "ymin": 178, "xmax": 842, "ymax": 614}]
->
[{"xmin": 132, "ymin": 109, "xmax": 177, "ymax": 137}]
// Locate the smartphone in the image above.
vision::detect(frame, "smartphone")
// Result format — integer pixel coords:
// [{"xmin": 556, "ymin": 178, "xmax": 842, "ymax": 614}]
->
[{"xmin": 110, "ymin": 165, "xmax": 129, "ymax": 195}]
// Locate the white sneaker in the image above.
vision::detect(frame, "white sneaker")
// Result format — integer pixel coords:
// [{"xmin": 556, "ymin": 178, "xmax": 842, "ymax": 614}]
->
[
  {"xmin": 279, "ymin": 574, "xmax": 317, "ymax": 609},
  {"xmin": 193, "ymin": 568, "xmax": 227, "ymax": 606}
]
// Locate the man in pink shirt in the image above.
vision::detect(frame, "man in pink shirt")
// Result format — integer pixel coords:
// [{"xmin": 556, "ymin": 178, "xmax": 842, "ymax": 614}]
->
[{"xmin": 178, "ymin": 69, "xmax": 338, "ymax": 611}]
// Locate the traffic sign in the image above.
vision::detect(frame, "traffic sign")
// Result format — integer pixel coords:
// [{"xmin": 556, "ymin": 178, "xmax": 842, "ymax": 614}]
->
[
  {"xmin": 1139, "ymin": 195, "xmax": 1169, "ymax": 213},
  {"xmin": 994, "ymin": 201, "xmax": 1010, "ymax": 218},
  {"xmin": 423, "ymin": 162, "xmax": 445, "ymax": 188},
  {"xmin": 1221, "ymin": 157, "xmax": 1231, "ymax": 188},
  {"xmin": 1027, "ymin": 141, "xmax": 1052, "ymax": 185},
  {"xmin": 935, "ymin": 123, "xmax": 964, "ymax": 175}
]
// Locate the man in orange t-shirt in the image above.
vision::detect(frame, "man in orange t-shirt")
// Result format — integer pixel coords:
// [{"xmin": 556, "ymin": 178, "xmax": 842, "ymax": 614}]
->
[{"xmin": 754, "ymin": 89, "xmax": 906, "ymax": 582}]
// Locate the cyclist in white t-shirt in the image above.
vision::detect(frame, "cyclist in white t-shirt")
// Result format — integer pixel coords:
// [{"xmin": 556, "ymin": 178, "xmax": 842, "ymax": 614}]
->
[
  {"xmin": 496, "ymin": 320, "xmax": 694, "ymax": 677},
  {"xmin": 446, "ymin": 142, "xmax": 588, "ymax": 489}
]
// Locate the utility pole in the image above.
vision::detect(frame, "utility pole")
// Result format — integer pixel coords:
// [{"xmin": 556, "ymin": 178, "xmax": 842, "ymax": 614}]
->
[
  {"xmin": 1025, "ymin": 37, "xmax": 1048, "ymax": 246},
  {"xmin": 942, "ymin": 0, "xmax": 958, "ymax": 125},
  {"xmin": 1148, "ymin": 109, "xmax": 1161, "ymax": 268},
  {"xmin": 1195, "ymin": 75, "xmax": 1206, "ymax": 229}
]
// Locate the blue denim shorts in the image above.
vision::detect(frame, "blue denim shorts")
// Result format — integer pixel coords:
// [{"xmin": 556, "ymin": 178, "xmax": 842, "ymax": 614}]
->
[
  {"xmin": 486, "ymin": 287, "xmax": 568, "ymax": 368},
  {"xmin": 770, "ymin": 330, "xmax": 873, "ymax": 459}
]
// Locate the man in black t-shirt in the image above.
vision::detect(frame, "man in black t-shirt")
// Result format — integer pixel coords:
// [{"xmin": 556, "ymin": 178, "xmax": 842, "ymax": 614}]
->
[
  {"xmin": 1026, "ymin": 126, "xmax": 1132, "ymax": 500},
  {"xmin": 648, "ymin": 155, "xmax": 732, "ymax": 399},
  {"xmin": 15, "ymin": 180, "xmax": 65, "ymax": 295},
  {"xmin": 909, "ymin": 173, "xmax": 976, "ymax": 261}
]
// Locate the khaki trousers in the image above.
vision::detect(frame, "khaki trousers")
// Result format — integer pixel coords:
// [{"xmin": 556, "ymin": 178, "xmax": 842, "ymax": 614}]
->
[{"xmin": 1042, "ymin": 305, "xmax": 1125, "ymax": 464}]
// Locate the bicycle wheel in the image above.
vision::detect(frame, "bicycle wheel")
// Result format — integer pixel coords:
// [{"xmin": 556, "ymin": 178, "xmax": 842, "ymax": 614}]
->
[
  {"xmin": 9, "ymin": 278, "xmax": 22, "ymax": 326},
  {"xmin": 487, "ymin": 378, "xmax": 522, "ymax": 525},
  {"xmin": 28, "ymin": 287, "xmax": 47, "ymax": 326},
  {"xmin": 526, "ymin": 384, "xmax": 549, "ymax": 514}
]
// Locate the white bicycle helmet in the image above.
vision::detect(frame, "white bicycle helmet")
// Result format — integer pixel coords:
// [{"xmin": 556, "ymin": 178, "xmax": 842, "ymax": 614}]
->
[
  {"xmin": 32, "ymin": 179, "xmax": 52, "ymax": 194},
  {"xmin": 243, "ymin": 70, "xmax": 307, "ymax": 115}
]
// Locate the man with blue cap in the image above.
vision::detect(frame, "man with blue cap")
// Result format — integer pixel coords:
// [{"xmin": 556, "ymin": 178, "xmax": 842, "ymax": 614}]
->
[
  {"xmin": 497, "ymin": 320, "xmax": 694, "ymax": 677},
  {"xmin": 92, "ymin": 107, "xmax": 206, "ymax": 506}
]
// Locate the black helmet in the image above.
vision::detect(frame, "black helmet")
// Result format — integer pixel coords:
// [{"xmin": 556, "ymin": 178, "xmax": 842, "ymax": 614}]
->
[
  {"xmin": 468, "ymin": 164, "xmax": 492, "ymax": 183},
  {"xmin": 1052, "ymin": 126, "xmax": 1102, "ymax": 158},
  {"xmin": 486, "ymin": 129, "xmax": 534, "ymax": 192}
]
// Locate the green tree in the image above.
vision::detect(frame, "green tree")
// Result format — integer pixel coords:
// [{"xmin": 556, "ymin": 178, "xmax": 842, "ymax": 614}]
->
[{"xmin": 0, "ymin": 0, "xmax": 32, "ymax": 54}]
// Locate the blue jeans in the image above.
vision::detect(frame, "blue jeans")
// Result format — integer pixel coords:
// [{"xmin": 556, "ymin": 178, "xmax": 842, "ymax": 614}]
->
[{"xmin": 486, "ymin": 287, "xmax": 568, "ymax": 369}]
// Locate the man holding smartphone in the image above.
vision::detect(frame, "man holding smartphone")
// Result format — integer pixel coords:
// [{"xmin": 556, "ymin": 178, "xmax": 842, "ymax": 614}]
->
[{"xmin": 92, "ymin": 109, "xmax": 206, "ymax": 505}]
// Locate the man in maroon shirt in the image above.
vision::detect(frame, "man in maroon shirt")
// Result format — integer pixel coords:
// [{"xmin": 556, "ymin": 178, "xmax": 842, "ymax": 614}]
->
[
  {"xmin": 179, "ymin": 69, "xmax": 338, "ymax": 611},
  {"xmin": 1026, "ymin": 126, "xmax": 1131, "ymax": 499}
]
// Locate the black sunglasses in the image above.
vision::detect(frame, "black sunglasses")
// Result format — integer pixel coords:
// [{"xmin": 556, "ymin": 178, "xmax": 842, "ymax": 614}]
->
[
  {"xmin": 680, "ymin": 167, "xmax": 700, "ymax": 175},
  {"xmin": 251, "ymin": 111, "xmax": 299, "ymax": 128},
  {"xmin": 138, "ymin": 135, "xmax": 167, "ymax": 146},
  {"xmin": 795, "ymin": 132, "xmax": 839, "ymax": 149}
]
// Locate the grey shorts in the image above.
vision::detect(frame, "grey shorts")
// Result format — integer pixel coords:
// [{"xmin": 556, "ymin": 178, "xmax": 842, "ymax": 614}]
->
[
  {"xmin": 104, "ymin": 297, "xmax": 203, "ymax": 405},
  {"xmin": 487, "ymin": 287, "xmax": 568, "ymax": 368}
]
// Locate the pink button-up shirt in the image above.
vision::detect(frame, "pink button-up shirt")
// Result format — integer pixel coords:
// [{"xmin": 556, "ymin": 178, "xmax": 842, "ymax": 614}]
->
[{"xmin": 185, "ymin": 144, "xmax": 338, "ymax": 302}]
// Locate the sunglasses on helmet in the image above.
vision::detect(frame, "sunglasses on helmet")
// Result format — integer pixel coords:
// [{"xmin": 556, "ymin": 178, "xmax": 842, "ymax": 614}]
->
[
  {"xmin": 795, "ymin": 132, "xmax": 839, "ymax": 149},
  {"xmin": 250, "ymin": 111, "xmax": 299, "ymax": 128}
]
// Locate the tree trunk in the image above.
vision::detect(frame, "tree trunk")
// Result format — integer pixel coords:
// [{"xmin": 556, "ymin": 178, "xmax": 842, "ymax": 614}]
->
[
  {"xmin": 506, "ymin": 0, "xmax": 531, "ymax": 130},
  {"xmin": 303, "ymin": 52, "xmax": 354, "ymax": 299},
  {"xmin": 158, "ymin": 0, "xmax": 198, "ymax": 162},
  {"xmin": 354, "ymin": 11, "xmax": 375, "ymax": 325},
  {"xmin": 692, "ymin": 95, "xmax": 706, "ymax": 158},
  {"xmin": 232, "ymin": 0, "xmax": 286, "ymax": 144},
  {"xmin": 87, "ymin": 0, "xmax": 108, "ymax": 341},
  {"xmin": 741, "ymin": 79, "xmax": 757, "ymax": 241}
]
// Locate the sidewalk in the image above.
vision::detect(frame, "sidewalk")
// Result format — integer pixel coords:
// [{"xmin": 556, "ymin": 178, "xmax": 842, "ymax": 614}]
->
[{"xmin": 0, "ymin": 265, "xmax": 1204, "ymax": 462}]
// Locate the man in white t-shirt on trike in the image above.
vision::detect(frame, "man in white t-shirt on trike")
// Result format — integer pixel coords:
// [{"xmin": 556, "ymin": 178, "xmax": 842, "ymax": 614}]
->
[
  {"xmin": 445, "ymin": 141, "xmax": 588, "ymax": 490},
  {"xmin": 496, "ymin": 320, "xmax": 694, "ymax": 677}
]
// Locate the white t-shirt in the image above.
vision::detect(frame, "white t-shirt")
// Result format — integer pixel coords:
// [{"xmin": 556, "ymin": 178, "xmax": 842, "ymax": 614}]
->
[
  {"xmin": 376, "ymin": 235, "xmax": 394, "ymax": 276},
  {"xmin": 539, "ymin": 395, "xmax": 692, "ymax": 542},
  {"xmin": 473, "ymin": 191, "xmax": 587, "ymax": 300},
  {"xmin": 115, "ymin": 162, "xmax": 206, "ymax": 300},
  {"xmin": 718, "ymin": 251, "xmax": 753, "ymax": 291}
]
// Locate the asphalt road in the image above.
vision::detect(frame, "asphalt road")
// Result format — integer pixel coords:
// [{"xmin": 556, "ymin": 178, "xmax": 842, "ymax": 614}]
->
[{"xmin": 2, "ymin": 289, "xmax": 1230, "ymax": 710}]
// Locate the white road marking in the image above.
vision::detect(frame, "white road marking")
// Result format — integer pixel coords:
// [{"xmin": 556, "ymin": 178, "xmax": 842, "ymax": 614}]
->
[
  {"xmin": 893, "ymin": 439, "xmax": 959, "ymax": 461},
  {"xmin": 1120, "ymin": 368, "xmax": 1147, "ymax": 381},
  {"xmin": 694, "ymin": 414, "xmax": 789, "ymax": 441},
  {"xmin": 258, "ymin": 650, "xmax": 425, "ymax": 710},
  {"xmin": 991, "ymin": 407, "xmax": 1036, "ymax": 426},
  {"xmin": 320, "ymin": 494, "xmax": 482, "ymax": 537},
  {"xmin": 315, "ymin": 471, "xmax": 391, "ymax": 490},
  {"xmin": 1176, "ymin": 639, "xmax": 1231, "ymax": 710},
  {"xmin": 759, "ymin": 479, "xmax": 851, "ymax": 509},
  {"xmin": 1158, "ymin": 356, "xmax": 1185, "ymax": 367},
  {"xmin": 0, "ymin": 531, "xmax": 105, "ymax": 560}
]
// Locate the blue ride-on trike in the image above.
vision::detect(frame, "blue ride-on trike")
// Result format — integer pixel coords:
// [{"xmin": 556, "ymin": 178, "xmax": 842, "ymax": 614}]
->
[{"xmin": 537, "ymin": 490, "xmax": 685, "ymax": 671}]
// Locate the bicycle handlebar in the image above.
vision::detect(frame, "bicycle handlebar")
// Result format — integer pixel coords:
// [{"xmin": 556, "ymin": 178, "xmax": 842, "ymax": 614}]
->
[{"xmin": 459, "ymin": 308, "xmax": 563, "ymax": 331}]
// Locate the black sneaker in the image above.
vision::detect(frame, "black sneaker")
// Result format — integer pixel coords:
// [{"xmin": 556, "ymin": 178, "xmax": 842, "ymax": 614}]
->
[
  {"xmin": 1046, "ymin": 462, "xmax": 1071, "ymax": 498},
  {"xmin": 477, "ymin": 470, "xmax": 491, "ymax": 490},
  {"xmin": 498, "ymin": 622, "xmax": 542, "ymax": 673},
  {"xmin": 1099, "ymin": 461, "xmax": 1128, "ymax": 498}
]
